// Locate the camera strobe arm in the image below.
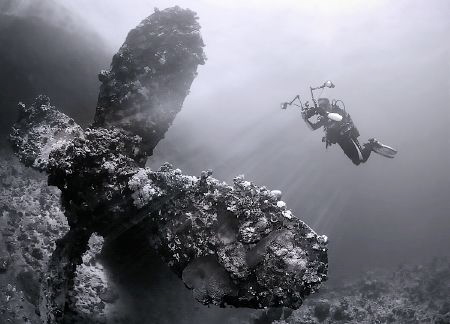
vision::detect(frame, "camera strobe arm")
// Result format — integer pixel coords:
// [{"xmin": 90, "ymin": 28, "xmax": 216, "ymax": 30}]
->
[{"xmin": 280, "ymin": 94, "xmax": 304, "ymax": 110}]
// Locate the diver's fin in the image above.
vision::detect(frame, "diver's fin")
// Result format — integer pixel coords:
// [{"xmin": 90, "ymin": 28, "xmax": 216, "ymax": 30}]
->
[
  {"xmin": 373, "ymin": 150, "xmax": 395, "ymax": 158},
  {"xmin": 370, "ymin": 139, "xmax": 397, "ymax": 158}
]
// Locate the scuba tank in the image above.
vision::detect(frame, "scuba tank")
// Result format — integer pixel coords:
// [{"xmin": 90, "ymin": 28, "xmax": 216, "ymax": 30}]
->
[{"xmin": 327, "ymin": 113, "xmax": 342, "ymax": 122}]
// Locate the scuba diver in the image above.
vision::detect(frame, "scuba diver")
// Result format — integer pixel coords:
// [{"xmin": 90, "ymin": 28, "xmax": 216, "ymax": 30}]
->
[{"xmin": 281, "ymin": 81, "xmax": 397, "ymax": 165}]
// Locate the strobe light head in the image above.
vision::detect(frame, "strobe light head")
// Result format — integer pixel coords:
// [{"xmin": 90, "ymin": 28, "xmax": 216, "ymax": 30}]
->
[{"xmin": 324, "ymin": 80, "xmax": 335, "ymax": 88}]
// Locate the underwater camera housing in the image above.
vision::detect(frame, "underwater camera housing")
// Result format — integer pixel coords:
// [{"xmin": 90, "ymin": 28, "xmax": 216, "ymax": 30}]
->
[{"xmin": 280, "ymin": 81, "xmax": 348, "ymax": 122}]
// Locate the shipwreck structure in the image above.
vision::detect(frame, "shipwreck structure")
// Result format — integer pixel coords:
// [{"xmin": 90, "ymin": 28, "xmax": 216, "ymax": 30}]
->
[{"xmin": 9, "ymin": 7, "xmax": 328, "ymax": 323}]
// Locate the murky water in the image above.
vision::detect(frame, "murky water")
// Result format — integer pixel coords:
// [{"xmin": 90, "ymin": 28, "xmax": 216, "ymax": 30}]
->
[{"xmin": 1, "ymin": 0, "xmax": 449, "ymax": 323}]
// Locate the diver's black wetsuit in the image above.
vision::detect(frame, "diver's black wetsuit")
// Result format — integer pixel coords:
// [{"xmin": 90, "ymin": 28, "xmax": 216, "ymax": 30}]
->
[
  {"xmin": 335, "ymin": 136, "xmax": 373, "ymax": 165},
  {"xmin": 303, "ymin": 98, "xmax": 374, "ymax": 165}
]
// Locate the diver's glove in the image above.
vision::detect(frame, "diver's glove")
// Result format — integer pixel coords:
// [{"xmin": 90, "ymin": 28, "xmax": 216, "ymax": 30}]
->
[{"xmin": 301, "ymin": 109, "xmax": 307, "ymax": 120}]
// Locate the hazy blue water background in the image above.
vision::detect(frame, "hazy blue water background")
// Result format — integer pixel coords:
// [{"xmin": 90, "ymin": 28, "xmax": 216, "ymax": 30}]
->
[
  {"xmin": 1, "ymin": 0, "xmax": 449, "ymax": 322},
  {"xmin": 65, "ymin": 0, "xmax": 449, "ymax": 278}
]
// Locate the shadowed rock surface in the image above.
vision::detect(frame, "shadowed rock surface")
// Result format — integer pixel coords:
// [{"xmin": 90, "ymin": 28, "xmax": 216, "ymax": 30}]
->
[
  {"xmin": 253, "ymin": 258, "xmax": 450, "ymax": 324},
  {"xmin": 0, "ymin": 154, "xmax": 68, "ymax": 324},
  {"xmin": 7, "ymin": 6, "xmax": 327, "ymax": 323}
]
